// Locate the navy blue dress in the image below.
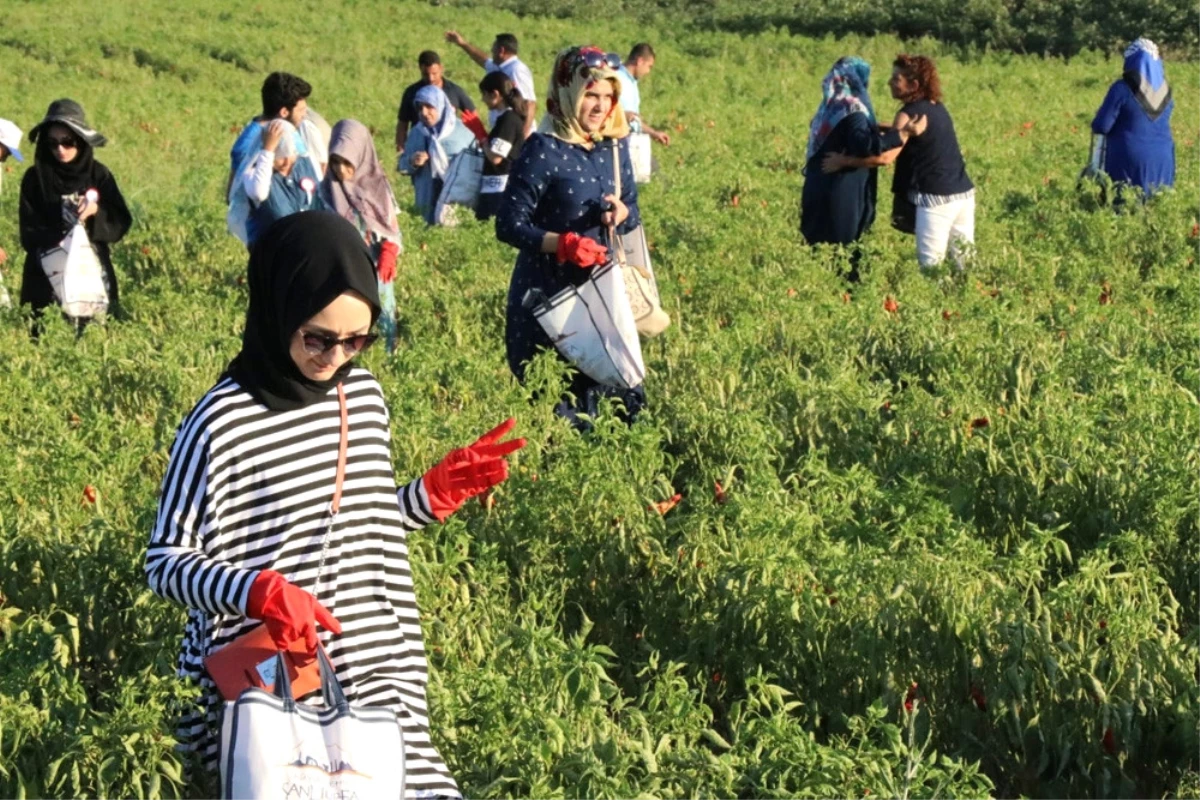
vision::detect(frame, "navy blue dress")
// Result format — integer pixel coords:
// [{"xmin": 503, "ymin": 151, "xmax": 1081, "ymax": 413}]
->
[
  {"xmin": 495, "ymin": 132, "xmax": 643, "ymax": 423},
  {"xmin": 800, "ymin": 112, "xmax": 881, "ymax": 246},
  {"xmin": 1092, "ymin": 79, "xmax": 1175, "ymax": 196}
]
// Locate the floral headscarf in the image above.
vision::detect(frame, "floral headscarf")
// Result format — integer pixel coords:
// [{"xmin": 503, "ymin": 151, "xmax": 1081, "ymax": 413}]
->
[
  {"xmin": 539, "ymin": 46, "xmax": 630, "ymax": 148},
  {"xmin": 805, "ymin": 56, "xmax": 876, "ymax": 162}
]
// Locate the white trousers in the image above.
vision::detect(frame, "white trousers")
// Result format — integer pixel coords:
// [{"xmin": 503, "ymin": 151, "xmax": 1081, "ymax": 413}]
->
[{"xmin": 915, "ymin": 195, "xmax": 975, "ymax": 268}]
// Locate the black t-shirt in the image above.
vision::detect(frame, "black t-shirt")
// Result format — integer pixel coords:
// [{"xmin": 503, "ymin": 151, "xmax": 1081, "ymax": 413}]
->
[
  {"xmin": 481, "ymin": 110, "xmax": 525, "ymax": 192},
  {"xmin": 398, "ymin": 78, "xmax": 475, "ymax": 125},
  {"xmin": 891, "ymin": 99, "xmax": 973, "ymax": 197}
]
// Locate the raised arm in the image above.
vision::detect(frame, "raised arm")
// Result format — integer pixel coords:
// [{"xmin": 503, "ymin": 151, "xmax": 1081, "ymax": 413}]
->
[{"xmin": 444, "ymin": 30, "xmax": 489, "ymax": 69}]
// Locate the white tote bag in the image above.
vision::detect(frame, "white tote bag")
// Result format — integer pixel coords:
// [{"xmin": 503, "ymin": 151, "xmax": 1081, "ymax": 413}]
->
[
  {"xmin": 39, "ymin": 223, "xmax": 109, "ymax": 319},
  {"xmin": 434, "ymin": 145, "xmax": 484, "ymax": 227},
  {"xmin": 220, "ymin": 647, "xmax": 406, "ymax": 800},
  {"xmin": 527, "ymin": 261, "xmax": 645, "ymax": 390},
  {"xmin": 628, "ymin": 132, "xmax": 652, "ymax": 184}
]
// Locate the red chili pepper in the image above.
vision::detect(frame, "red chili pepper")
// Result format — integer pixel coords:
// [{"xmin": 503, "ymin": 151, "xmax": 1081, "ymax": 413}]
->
[
  {"xmin": 82, "ymin": 485, "xmax": 97, "ymax": 505},
  {"xmin": 1102, "ymin": 727, "xmax": 1117, "ymax": 755},
  {"xmin": 883, "ymin": 295, "xmax": 899, "ymax": 314},
  {"xmin": 713, "ymin": 480, "xmax": 728, "ymax": 505}
]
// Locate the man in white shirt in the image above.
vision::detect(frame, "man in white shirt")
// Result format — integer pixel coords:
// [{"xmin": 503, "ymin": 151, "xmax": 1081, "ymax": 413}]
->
[
  {"xmin": 615, "ymin": 43, "xmax": 670, "ymax": 146},
  {"xmin": 444, "ymin": 30, "xmax": 537, "ymax": 136}
]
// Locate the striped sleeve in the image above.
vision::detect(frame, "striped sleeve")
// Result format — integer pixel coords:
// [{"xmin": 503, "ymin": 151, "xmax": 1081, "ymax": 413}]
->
[
  {"xmin": 145, "ymin": 416, "xmax": 258, "ymax": 617},
  {"xmin": 397, "ymin": 477, "xmax": 436, "ymax": 530}
]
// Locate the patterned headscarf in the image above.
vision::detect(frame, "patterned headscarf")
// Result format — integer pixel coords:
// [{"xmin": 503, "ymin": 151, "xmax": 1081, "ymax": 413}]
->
[
  {"xmin": 320, "ymin": 119, "xmax": 401, "ymax": 240},
  {"xmin": 539, "ymin": 46, "xmax": 630, "ymax": 149},
  {"xmin": 806, "ymin": 57, "xmax": 875, "ymax": 162}
]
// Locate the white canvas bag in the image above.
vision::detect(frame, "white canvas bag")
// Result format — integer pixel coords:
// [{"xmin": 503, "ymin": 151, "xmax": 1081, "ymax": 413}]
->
[
  {"xmin": 220, "ymin": 647, "xmax": 406, "ymax": 800},
  {"xmin": 628, "ymin": 132, "xmax": 652, "ymax": 184},
  {"xmin": 435, "ymin": 145, "xmax": 484, "ymax": 227},
  {"xmin": 527, "ymin": 261, "xmax": 646, "ymax": 390},
  {"xmin": 39, "ymin": 223, "xmax": 109, "ymax": 319}
]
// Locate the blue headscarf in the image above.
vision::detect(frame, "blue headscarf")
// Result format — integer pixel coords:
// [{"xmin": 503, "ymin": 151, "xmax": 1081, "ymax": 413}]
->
[
  {"xmin": 806, "ymin": 57, "xmax": 875, "ymax": 162},
  {"xmin": 412, "ymin": 85, "xmax": 458, "ymax": 180},
  {"xmin": 413, "ymin": 84, "xmax": 455, "ymax": 138},
  {"xmin": 1122, "ymin": 38, "xmax": 1170, "ymax": 119}
]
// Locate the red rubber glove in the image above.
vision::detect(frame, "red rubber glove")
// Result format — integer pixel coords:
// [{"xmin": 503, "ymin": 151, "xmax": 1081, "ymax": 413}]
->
[
  {"xmin": 461, "ymin": 110, "xmax": 489, "ymax": 145},
  {"xmin": 378, "ymin": 240, "xmax": 399, "ymax": 283},
  {"xmin": 424, "ymin": 418, "xmax": 527, "ymax": 522},
  {"xmin": 555, "ymin": 232, "xmax": 608, "ymax": 268},
  {"xmin": 246, "ymin": 569, "xmax": 342, "ymax": 656}
]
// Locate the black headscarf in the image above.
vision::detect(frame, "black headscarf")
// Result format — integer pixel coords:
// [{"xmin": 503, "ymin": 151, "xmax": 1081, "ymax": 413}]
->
[
  {"xmin": 226, "ymin": 211, "xmax": 382, "ymax": 411},
  {"xmin": 32, "ymin": 133, "xmax": 98, "ymax": 198}
]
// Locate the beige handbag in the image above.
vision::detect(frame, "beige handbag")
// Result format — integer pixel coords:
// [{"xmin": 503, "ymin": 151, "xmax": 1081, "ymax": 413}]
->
[{"xmin": 611, "ymin": 140, "xmax": 669, "ymax": 338}]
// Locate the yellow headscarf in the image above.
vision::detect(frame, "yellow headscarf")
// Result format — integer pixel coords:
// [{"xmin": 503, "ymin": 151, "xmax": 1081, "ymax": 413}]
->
[{"xmin": 538, "ymin": 46, "xmax": 631, "ymax": 149}]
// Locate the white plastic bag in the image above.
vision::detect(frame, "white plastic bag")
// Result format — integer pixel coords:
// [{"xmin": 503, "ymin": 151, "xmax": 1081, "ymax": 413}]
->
[
  {"xmin": 435, "ymin": 145, "xmax": 484, "ymax": 227},
  {"xmin": 527, "ymin": 262, "xmax": 645, "ymax": 390},
  {"xmin": 628, "ymin": 132, "xmax": 652, "ymax": 184},
  {"xmin": 220, "ymin": 648, "xmax": 406, "ymax": 800},
  {"xmin": 39, "ymin": 223, "xmax": 109, "ymax": 319}
]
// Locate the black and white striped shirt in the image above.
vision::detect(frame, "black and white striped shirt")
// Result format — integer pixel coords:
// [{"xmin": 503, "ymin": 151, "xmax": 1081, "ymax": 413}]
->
[{"xmin": 145, "ymin": 368, "xmax": 460, "ymax": 798}]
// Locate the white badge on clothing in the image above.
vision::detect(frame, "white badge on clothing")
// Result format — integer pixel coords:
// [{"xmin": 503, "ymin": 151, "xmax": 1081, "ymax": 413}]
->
[{"xmin": 480, "ymin": 175, "xmax": 509, "ymax": 194}]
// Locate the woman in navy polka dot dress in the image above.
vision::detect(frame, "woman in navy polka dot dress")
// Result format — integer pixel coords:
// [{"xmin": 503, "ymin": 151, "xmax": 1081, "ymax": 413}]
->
[{"xmin": 496, "ymin": 46, "xmax": 643, "ymax": 428}]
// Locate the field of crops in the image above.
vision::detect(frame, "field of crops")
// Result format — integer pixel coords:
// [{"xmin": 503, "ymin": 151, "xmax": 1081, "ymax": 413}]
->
[{"xmin": 0, "ymin": 1, "xmax": 1197, "ymax": 798}]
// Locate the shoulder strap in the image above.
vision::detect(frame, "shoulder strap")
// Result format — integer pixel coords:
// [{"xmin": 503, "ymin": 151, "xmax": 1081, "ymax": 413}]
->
[
  {"xmin": 330, "ymin": 383, "xmax": 349, "ymax": 514},
  {"xmin": 609, "ymin": 140, "xmax": 626, "ymax": 266}
]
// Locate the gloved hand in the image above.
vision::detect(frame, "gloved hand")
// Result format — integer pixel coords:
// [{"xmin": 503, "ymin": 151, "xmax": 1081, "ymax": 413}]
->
[
  {"xmin": 246, "ymin": 569, "xmax": 342, "ymax": 656},
  {"xmin": 461, "ymin": 110, "xmax": 489, "ymax": 145},
  {"xmin": 424, "ymin": 418, "xmax": 527, "ymax": 522},
  {"xmin": 555, "ymin": 232, "xmax": 608, "ymax": 269},
  {"xmin": 378, "ymin": 240, "xmax": 400, "ymax": 283}
]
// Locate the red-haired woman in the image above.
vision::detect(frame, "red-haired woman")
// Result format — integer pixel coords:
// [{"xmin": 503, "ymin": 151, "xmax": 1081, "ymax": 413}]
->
[{"xmin": 825, "ymin": 54, "xmax": 974, "ymax": 270}]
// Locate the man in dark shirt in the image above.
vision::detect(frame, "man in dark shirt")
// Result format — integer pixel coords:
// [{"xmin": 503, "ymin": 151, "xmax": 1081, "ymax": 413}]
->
[{"xmin": 395, "ymin": 50, "xmax": 476, "ymax": 153}]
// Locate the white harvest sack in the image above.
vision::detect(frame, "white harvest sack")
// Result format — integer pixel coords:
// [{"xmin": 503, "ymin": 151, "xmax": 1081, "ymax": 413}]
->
[
  {"xmin": 39, "ymin": 223, "xmax": 108, "ymax": 319},
  {"xmin": 527, "ymin": 262, "xmax": 645, "ymax": 390},
  {"xmin": 628, "ymin": 132, "xmax": 652, "ymax": 184},
  {"xmin": 435, "ymin": 146, "xmax": 484, "ymax": 227},
  {"xmin": 220, "ymin": 648, "xmax": 405, "ymax": 800}
]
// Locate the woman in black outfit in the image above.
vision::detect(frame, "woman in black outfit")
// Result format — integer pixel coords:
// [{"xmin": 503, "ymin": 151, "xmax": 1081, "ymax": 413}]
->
[
  {"xmin": 19, "ymin": 99, "xmax": 131, "ymax": 326},
  {"xmin": 476, "ymin": 71, "xmax": 527, "ymax": 221}
]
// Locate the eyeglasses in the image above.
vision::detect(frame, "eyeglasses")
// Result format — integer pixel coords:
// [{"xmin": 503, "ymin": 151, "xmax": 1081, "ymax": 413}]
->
[
  {"xmin": 47, "ymin": 136, "xmax": 79, "ymax": 150},
  {"xmin": 299, "ymin": 331, "xmax": 379, "ymax": 356},
  {"xmin": 579, "ymin": 49, "xmax": 621, "ymax": 71}
]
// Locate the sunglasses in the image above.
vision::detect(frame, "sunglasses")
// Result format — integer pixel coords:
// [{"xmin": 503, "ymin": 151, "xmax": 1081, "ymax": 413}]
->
[
  {"xmin": 579, "ymin": 49, "xmax": 621, "ymax": 71},
  {"xmin": 47, "ymin": 136, "xmax": 79, "ymax": 150},
  {"xmin": 299, "ymin": 330, "xmax": 379, "ymax": 356}
]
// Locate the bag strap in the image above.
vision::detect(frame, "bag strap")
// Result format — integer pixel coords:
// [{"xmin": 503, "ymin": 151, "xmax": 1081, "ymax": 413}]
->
[
  {"xmin": 330, "ymin": 383, "xmax": 349, "ymax": 514},
  {"xmin": 609, "ymin": 140, "xmax": 627, "ymax": 267},
  {"xmin": 313, "ymin": 383, "xmax": 349, "ymax": 594}
]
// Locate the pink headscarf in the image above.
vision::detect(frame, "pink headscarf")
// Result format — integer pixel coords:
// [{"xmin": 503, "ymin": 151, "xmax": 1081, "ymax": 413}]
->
[{"xmin": 319, "ymin": 119, "xmax": 400, "ymax": 240}]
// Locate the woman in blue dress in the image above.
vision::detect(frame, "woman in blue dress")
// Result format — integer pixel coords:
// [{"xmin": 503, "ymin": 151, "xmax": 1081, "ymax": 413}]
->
[
  {"xmin": 1091, "ymin": 38, "xmax": 1175, "ymax": 201},
  {"xmin": 399, "ymin": 85, "xmax": 475, "ymax": 224},
  {"xmin": 496, "ymin": 46, "xmax": 642, "ymax": 428}
]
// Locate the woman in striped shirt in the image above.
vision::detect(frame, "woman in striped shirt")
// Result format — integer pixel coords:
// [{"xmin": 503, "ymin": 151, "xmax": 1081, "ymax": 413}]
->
[{"xmin": 145, "ymin": 211, "xmax": 523, "ymax": 796}]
